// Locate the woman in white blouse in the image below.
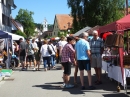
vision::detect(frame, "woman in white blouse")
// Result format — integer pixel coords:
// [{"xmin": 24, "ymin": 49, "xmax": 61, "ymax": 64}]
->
[{"xmin": 40, "ymin": 40, "xmax": 52, "ymax": 71}]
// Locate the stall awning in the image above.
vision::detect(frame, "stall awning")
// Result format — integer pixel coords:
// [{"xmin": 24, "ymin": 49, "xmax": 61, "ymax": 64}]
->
[
  {"xmin": 99, "ymin": 14, "xmax": 130, "ymax": 33},
  {"xmin": 0, "ymin": 30, "xmax": 12, "ymax": 38},
  {"xmin": 73, "ymin": 26, "xmax": 91, "ymax": 36}
]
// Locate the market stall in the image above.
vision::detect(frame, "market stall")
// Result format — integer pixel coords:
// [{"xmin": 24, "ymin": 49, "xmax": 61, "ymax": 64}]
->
[
  {"xmin": 0, "ymin": 30, "xmax": 12, "ymax": 69},
  {"xmin": 99, "ymin": 14, "xmax": 130, "ymax": 92}
]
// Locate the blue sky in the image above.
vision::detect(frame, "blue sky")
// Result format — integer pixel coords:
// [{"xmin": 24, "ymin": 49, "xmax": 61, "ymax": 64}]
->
[{"xmin": 12, "ymin": 0, "xmax": 71, "ymax": 24}]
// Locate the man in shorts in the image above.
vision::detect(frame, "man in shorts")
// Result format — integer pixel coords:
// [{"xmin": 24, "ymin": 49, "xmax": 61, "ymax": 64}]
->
[
  {"xmin": 89, "ymin": 30, "xmax": 104, "ymax": 85},
  {"xmin": 26, "ymin": 39, "xmax": 36, "ymax": 70},
  {"xmin": 75, "ymin": 32, "xmax": 95, "ymax": 90},
  {"xmin": 19, "ymin": 38, "xmax": 26, "ymax": 70}
]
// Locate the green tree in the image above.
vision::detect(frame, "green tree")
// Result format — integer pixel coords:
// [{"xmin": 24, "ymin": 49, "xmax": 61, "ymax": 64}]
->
[
  {"xmin": 15, "ymin": 30, "xmax": 27, "ymax": 38},
  {"xmin": 67, "ymin": 0, "xmax": 82, "ymax": 32},
  {"xmin": 58, "ymin": 31, "xmax": 67, "ymax": 37},
  {"xmin": 67, "ymin": 0, "xmax": 125, "ymax": 31},
  {"xmin": 15, "ymin": 9, "xmax": 36, "ymax": 38}
]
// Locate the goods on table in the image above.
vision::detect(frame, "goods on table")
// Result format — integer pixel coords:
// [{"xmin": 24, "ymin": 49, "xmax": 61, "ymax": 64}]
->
[
  {"xmin": 103, "ymin": 56, "xmax": 117, "ymax": 62},
  {"xmin": 123, "ymin": 55, "xmax": 130, "ymax": 65}
]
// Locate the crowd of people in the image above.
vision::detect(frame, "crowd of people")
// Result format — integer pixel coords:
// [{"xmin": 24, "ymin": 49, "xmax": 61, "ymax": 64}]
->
[
  {"xmin": 1, "ymin": 30, "xmax": 104, "ymax": 90},
  {"xmin": 12, "ymin": 38, "xmax": 57, "ymax": 71}
]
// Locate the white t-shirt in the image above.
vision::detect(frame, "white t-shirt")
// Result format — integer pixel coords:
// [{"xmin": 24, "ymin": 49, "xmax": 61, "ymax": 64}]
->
[
  {"xmin": 59, "ymin": 41, "xmax": 67, "ymax": 48},
  {"xmin": 32, "ymin": 42, "xmax": 38, "ymax": 49},
  {"xmin": 59, "ymin": 41, "xmax": 67, "ymax": 55},
  {"xmin": 40, "ymin": 44, "xmax": 52, "ymax": 57}
]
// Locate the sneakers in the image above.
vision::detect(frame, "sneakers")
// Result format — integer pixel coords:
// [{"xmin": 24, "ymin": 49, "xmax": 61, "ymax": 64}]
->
[
  {"xmin": 21, "ymin": 68, "xmax": 26, "ymax": 71},
  {"xmin": 60, "ymin": 83, "xmax": 66, "ymax": 88},
  {"xmin": 81, "ymin": 86, "xmax": 86, "ymax": 90},
  {"xmin": 52, "ymin": 66, "xmax": 55, "ymax": 69},
  {"xmin": 64, "ymin": 84, "xmax": 74, "ymax": 88},
  {"xmin": 86, "ymin": 86, "xmax": 96, "ymax": 90},
  {"xmin": 48, "ymin": 67, "xmax": 50, "ymax": 70},
  {"xmin": 33, "ymin": 68, "xmax": 36, "ymax": 71},
  {"xmin": 44, "ymin": 68, "xmax": 47, "ymax": 71}
]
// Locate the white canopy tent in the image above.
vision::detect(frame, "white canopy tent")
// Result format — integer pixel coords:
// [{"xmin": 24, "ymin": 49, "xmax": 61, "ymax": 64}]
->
[
  {"xmin": 4, "ymin": 32, "xmax": 24, "ymax": 40},
  {"xmin": 73, "ymin": 26, "xmax": 91, "ymax": 36},
  {"xmin": 8, "ymin": 33, "xmax": 24, "ymax": 40}
]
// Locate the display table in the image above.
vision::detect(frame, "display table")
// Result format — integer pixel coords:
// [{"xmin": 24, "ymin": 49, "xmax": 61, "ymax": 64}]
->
[{"xmin": 102, "ymin": 61, "xmax": 130, "ymax": 88}]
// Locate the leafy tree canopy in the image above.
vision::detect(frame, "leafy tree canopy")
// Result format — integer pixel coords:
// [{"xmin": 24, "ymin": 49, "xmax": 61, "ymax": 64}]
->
[
  {"xmin": 15, "ymin": 30, "xmax": 27, "ymax": 38},
  {"xmin": 67, "ymin": 0, "xmax": 125, "ymax": 32},
  {"xmin": 15, "ymin": 9, "xmax": 36, "ymax": 38}
]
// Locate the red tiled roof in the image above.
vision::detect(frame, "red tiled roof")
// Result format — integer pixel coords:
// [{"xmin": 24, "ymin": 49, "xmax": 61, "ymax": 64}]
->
[
  {"xmin": 56, "ymin": 14, "xmax": 73, "ymax": 30},
  {"xmin": 11, "ymin": 18, "xmax": 22, "ymax": 31}
]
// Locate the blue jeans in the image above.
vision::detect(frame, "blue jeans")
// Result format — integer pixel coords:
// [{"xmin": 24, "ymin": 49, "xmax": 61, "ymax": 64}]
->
[
  {"xmin": 51, "ymin": 55, "xmax": 55, "ymax": 66},
  {"xmin": 43, "ymin": 57, "xmax": 51, "ymax": 68}
]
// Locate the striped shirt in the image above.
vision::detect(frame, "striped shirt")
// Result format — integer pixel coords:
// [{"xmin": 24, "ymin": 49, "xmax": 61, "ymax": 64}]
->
[
  {"xmin": 89, "ymin": 37, "xmax": 104, "ymax": 54},
  {"xmin": 61, "ymin": 43, "xmax": 75, "ymax": 63}
]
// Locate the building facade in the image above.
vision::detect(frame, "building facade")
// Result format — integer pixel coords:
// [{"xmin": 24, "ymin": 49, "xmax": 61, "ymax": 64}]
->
[
  {"xmin": 0, "ymin": 0, "xmax": 16, "ymax": 33},
  {"xmin": 43, "ymin": 18, "xmax": 48, "ymax": 32},
  {"xmin": 11, "ymin": 18, "xmax": 24, "ymax": 33},
  {"xmin": 52, "ymin": 14, "xmax": 73, "ymax": 36}
]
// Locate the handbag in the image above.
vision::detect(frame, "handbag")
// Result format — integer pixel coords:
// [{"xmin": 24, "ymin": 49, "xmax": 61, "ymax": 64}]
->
[{"xmin": 48, "ymin": 45, "xmax": 52, "ymax": 55}]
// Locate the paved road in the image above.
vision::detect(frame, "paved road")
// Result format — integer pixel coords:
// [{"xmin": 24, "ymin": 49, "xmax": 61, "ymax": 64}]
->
[{"xmin": 0, "ymin": 64, "xmax": 129, "ymax": 97}]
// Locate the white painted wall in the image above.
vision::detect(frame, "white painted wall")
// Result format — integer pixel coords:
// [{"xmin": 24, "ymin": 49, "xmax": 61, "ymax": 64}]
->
[
  {"xmin": 35, "ymin": 28, "xmax": 42, "ymax": 35},
  {"xmin": 43, "ymin": 19, "xmax": 48, "ymax": 32}
]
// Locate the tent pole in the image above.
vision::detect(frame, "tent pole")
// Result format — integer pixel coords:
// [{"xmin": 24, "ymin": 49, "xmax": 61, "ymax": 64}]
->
[
  {"xmin": 127, "ymin": 31, "xmax": 129, "ymax": 54},
  {"xmin": 6, "ymin": 38, "xmax": 9, "ymax": 69}
]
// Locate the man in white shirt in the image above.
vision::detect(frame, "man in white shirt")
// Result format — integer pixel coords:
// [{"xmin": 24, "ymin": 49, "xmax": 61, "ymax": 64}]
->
[
  {"xmin": 32, "ymin": 39, "xmax": 38, "ymax": 49},
  {"xmin": 32, "ymin": 38, "xmax": 41, "ymax": 70}
]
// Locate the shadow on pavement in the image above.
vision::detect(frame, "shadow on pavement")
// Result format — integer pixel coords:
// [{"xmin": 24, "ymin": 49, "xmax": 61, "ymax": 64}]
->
[
  {"xmin": 103, "ymin": 93, "xmax": 129, "ymax": 97},
  {"xmin": 32, "ymin": 73, "xmax": 128, "ymax": 95},
  {"xmin": 32, "ymin": 84, "xmax": 85, "ymax": 94}
]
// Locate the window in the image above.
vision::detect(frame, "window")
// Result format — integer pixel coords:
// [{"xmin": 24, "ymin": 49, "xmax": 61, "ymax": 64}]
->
[
  {"xmin": 2, "ymin": 14, "xmax": 11, "ymax": 27},
  {"xmin": 1, "ymin": 0, "xmax": 4, "ymax": 4},
  {"xmin": 8, "ymin": 17, "xmax": 11, "ymax": 27},
  {"xmin": 2, "ymin": 14, "xmax": 5, "ymax": 25}
]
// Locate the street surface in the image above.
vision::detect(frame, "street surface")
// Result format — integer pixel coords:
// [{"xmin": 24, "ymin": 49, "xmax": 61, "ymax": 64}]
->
[{"xmin": 0, "ymin": 64, "xmax": 129, "ymax": 97}]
